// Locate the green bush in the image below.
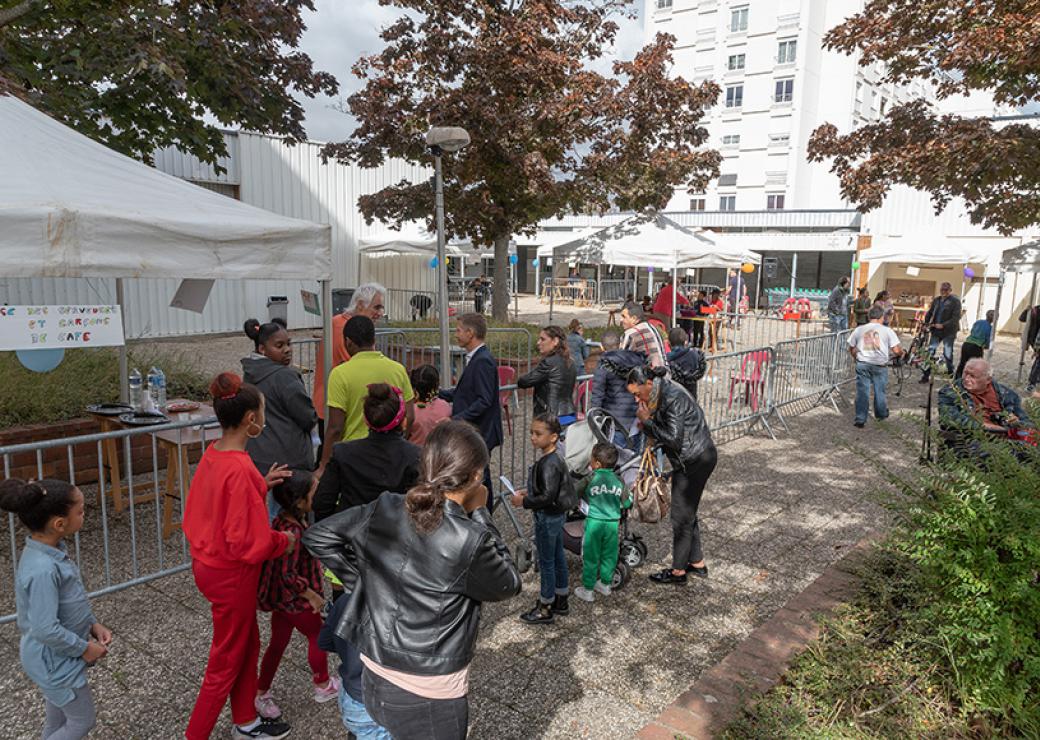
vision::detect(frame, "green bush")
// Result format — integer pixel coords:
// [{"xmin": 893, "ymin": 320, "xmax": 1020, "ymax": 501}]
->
[
  {"xmin": 0, "ymin": 346, "xmax": 209, "ymax": 429},
  {"xmin": 887, "ymin": 430, "xmax": 1040, "ymax": 732}
]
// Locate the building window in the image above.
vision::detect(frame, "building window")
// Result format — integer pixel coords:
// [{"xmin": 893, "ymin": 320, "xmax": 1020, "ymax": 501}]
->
[
  {"xmin": 722, "ymin": 134, "xmax": 741, "ymax": 147},
  {"xmin": 767, "ymin": 194, "xmax": 786, "ymax": 210},
  {"xmin": 719, "ymin": 195, "xmax": 737, "ymax": 211},
  {"xmin": 727, "ymin": 53, "xmax": 746, "ymax": 71},
  {"xmin": 768, "ymin": 133, "xmax": 790, "ymax": 146},
  {"xmin": 725, "ymin": 84, "xmax": 744, "ymax": 108},
  {"xmin": 730, "ymin": 6, "xmax": 748, "ymax": 32},
  {"xmin": 777, "ymin": 39, "xmax": 797, "ymax": 65},
  {"xmin": 656, "ymin": 0, "xmax": 673, "ymax": 9},
  {"xmin": 774, "ymin": 78, "xmax": 794, "ymax": 104},
  {"xmin": 689, "ymin": 198, "xmax": 706, "ymax": 211},
  {"xmin": 718, "ymin": 173, "xmax": 738, "ymax": 187}
]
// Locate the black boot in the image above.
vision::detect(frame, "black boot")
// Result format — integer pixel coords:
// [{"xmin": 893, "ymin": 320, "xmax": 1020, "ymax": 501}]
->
[
  {"xmin": 552, "ymin": 594, "xmax": 570, "ymax": 616},
  {"xmin": 685, "ymin": 563, "xmax": 709, "ymax": 578},
  {"xmin": 520, "ymin": 601, "xmax": 554, "ymax": 624},
  {"xmin": 649, "ymin": 568, "xmax": 687, "ymax": 585}
]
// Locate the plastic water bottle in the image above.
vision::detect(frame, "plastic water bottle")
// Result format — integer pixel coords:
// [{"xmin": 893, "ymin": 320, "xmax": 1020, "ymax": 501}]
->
[
  {"xmin": 149, "ymin": 366, "xmax": 167, "ymax": 410},
  {"xmin": 129, "ymin": 368, "xmax": 143, "ymax": 412}
]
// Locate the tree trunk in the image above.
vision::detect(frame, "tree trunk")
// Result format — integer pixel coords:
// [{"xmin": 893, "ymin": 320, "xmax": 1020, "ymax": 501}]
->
[{"xmin": 492, "ymin": 234, "xmax": 510, "ymax": 321}]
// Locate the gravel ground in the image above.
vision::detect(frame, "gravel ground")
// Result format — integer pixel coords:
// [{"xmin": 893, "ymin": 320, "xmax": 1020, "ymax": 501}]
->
[{"xmin": 1, "ymin": 322, "xmax": 1030, "ymax": 739}]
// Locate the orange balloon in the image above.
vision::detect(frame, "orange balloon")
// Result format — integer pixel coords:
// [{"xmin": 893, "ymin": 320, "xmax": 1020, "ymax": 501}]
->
[{"xmin": 741, "ymin": 263, "xmax": 755, "ymax": 274}]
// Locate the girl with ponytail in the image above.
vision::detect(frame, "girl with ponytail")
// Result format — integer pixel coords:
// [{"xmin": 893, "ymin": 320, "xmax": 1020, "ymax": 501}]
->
[
  {"xmin": 1, "ymin": 478, "xmax": 110, "ymax": 739},
  {"xmin": 182, "ymin": 372, "xmax": 297, "ymax": 740},
  {"xmin": 303, "ymin": 421, "xmax": 521, "ymax": 740}
]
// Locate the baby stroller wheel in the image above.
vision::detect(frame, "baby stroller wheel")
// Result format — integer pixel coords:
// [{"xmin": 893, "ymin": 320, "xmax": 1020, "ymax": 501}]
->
[
  {"xmin": 610, "ymin": 561, "xmax": 631, "ymax": 591},
  {"xmin": 515, "ymin": 545, "xmax": 533, "ymax": 574},
  {"xmin": 621, "ymin": 542, "xmax": 645, "ymax": 568},
  {"xmin": 635, "ymin": 539, "xmax": 648, "ymax": 559}
]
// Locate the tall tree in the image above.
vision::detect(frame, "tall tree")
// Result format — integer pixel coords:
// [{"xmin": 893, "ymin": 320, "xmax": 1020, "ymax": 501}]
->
[
  {"xmin": 807, "ymin": 0, "xmax": 1040, "ymax": 234},
  {"xmin": 325, "ymin": 0, "xmax": 721, "ymax": 319},
  {"xmin": 0, "ymin": 0, "xmax": 337, "ymax": 165}
]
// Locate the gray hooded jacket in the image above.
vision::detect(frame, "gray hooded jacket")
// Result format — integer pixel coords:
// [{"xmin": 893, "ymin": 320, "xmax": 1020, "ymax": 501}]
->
[{"xmin": 241, "ymin": 355, "xmax": 317, "ymax": 472}]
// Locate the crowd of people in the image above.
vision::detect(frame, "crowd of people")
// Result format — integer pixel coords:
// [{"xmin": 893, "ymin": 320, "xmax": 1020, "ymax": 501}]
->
[{"xmin": 8, "ymin": 272, "xmax": 1038, "ymax": 740}]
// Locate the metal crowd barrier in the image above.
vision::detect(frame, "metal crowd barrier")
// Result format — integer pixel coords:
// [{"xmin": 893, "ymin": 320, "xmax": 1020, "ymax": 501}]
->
[
  {"xmin": 598, "ymin": 279, "xmax": 630, "ymax": 306},
  {"xmin": 770, "ymin": 331, "xmax": 850, "ymax": 426},
  {"xmin": 540, "ymin": 278, "xmax": 598, "ymax": 305},
  {"xmin": 709, "ymin": 312, "xmax": 832, "ymax": 353},
  {"xmin": 0, "ymin": 415, "xmax": 219, "ymax": 624},
  {"xmin": 699, "ymin": 347, "xmax": 780, "ymax": 444}
]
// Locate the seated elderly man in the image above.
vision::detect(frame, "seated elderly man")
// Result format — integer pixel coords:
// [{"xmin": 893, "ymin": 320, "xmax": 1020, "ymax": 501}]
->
[{"xmin": 938, "ymin": 358, "xmax": 1032, "ymax": 437}]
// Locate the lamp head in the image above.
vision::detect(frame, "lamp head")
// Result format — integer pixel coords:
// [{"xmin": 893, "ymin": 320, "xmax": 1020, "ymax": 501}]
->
[{"xmin": 426, "ymin": 126, "xmax": 470, "ymax": 154}]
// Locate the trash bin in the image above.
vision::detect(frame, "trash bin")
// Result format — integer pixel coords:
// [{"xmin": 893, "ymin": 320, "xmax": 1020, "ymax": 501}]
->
[
  {"xmin": 332, "ymin": 289, "xmax": 355, "ymax": 315},
  {"xmin": 267, "ymin": 295, "xmax": 289, "ymax": 324}
]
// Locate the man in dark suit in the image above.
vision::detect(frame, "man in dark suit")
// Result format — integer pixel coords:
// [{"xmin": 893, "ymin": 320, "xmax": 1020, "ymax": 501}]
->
[
  {"xmin": 920, "ymin": 282, "xmax": 962, "ymax": 382},
  {"xmin": 439, "ymin": 312, "xmax": 503, "ymax": 509}
]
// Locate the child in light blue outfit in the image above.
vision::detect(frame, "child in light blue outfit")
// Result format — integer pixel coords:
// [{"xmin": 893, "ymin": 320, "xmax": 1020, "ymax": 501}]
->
[{"xmin": 1, "ymin": 478, "xmax": 111, "ymax": 740}]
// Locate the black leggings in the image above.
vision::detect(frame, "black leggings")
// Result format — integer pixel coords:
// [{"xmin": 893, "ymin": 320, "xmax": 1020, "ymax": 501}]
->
[{"xmin": 670, "ymin": 446, "xmax": 718, "ymax": 571}]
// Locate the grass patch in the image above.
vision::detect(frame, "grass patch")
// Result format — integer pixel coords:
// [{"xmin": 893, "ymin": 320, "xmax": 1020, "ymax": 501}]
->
[
  {"xmin": 0, "ymin": 345, "xmax": 210, "ymax": 428},
  {"xmin": 721, "ymin": 416, "xmax": 1040, "ymax": 739}
]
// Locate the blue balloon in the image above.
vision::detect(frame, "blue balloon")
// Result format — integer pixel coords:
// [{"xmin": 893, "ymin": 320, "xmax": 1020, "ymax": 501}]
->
[
  {"xmin": 429, "ymin": 257, "xmax": 438, "ymax": 269},
  {"xmin": 16, "ymin": 348, "xmax": 65, "ymax": 373},
  {"xmin": 532, "ymin": 258, "xmax": 540, "ymax": 268},
  {"xmin": 509, "ymin": 254, "xmax": 518, "ymax": 265}
]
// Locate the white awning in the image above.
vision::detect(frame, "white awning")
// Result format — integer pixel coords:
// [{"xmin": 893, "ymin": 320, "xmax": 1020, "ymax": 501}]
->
[
  {"xmin": 359, "ymin": 223, "xmax": 513, "ymax": 259},
  {"xmin": 724, "ymin": 231, "xmax": 858, "ymax": 253},
  {"xmin": 545, "ymin": 213, "xmax": 760, "ymax": 269},
  {"xmin": 859, "ymin": 233, "xmax": 1004, "ymax": 265},
  {"xmin": 0, "ymin": 95, "xmax": 331, "ymax": 281},
  {"xmin": 1000, "ymin": 241, "xmax": 1040, "ymax": 273}
]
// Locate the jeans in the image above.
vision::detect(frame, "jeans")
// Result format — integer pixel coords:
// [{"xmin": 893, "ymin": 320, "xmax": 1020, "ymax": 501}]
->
[
  {"xmin": 829, "ymin": 314, "xmax": 848, "ymax": 333},
  {"xmin": 855, "ymin": 361, "xmax": 889, "ymax": 424},
  {"xmin": 339, "ymin": 683, "xmax": 390, "ymax": 740},
  {"xmin": 533, "ymin": 511, "xmax": 569, "ymax": 603},
  {"xmin": 363, "ymin": 668, "xmax": 468, "ymax": 740},
  {"xmin": 955, "ymin": 342, "xmax": 985, "ymax": 380},
  {"xmin": 42, "ymin": 686, "xmax": 96, "ymax": 740},
  {"xmin": 670, "ymin": 447, "xmax": 717, "ymax": 571},
  {"xmin": 923, "ymin": 334, "xmax": 955, "ymax": 377}
]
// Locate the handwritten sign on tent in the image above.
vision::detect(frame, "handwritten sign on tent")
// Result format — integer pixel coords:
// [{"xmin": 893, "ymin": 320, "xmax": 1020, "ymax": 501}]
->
[{"xmin": 0, "ymin": 305, "xmax": 125, "ymax": 351}]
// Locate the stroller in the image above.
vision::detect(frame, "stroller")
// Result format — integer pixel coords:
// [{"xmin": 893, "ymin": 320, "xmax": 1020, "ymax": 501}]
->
[
  {"xmin": 495, "ymin": 408, "xmax": 650, "ymax": 589},
  {"xmin": 560, "ymin": 409, "xmax": 649, "ymax": 590}
]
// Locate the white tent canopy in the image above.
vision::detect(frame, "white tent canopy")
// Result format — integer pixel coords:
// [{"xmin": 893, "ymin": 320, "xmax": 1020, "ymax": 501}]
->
[
  {"xmin": 1000, "ymin": 241, "xmax": 1040, "ymax": 273},
  {"xmin": 518, "ymin": 229, "xmax": 596, "ymax": 258},
  {"xmin": 358, "ymin": 222, "xmax": 513, "ymax": 259},
  {"xmin": 546, "ymin": 213, "xmax": 760, "ymax": 268},
  {"xmin": 0, "ymin": 95, "xmax": 331, "ymax": 280},
  {"xmin": 858, "ymin": 233, "xmax": 995, "ymax": 266}
]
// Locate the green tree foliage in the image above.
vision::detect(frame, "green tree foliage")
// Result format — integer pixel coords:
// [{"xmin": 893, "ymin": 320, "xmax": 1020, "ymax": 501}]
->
[
  {"xmin": 0, "ymin": 0, "xmax": 337, "ymax": 165},
  {"xmin": 325, "ymin": 0, "xmax": 721, "ymax": 319},
  {"xmin": 807, "ymin": 1, "xmax": 1040, "ymax": 233}
]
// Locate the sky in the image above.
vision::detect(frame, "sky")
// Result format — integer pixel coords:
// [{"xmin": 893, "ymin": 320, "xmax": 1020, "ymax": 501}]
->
[{"xmin": 295, "ymin": 1, "xmax": 647, "ymax": 144}]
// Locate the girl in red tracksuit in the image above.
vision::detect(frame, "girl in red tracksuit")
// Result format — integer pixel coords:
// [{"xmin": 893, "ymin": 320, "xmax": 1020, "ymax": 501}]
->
[{"xmin": 183, "ymin": 372, "xmax": 296, "ymax": 740}]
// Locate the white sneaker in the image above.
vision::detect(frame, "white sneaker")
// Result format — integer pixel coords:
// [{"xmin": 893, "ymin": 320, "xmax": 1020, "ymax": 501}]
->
[
  {"xmin": 594, "ymin": 581, "xmax": 612, "ymax": 596},
  {"xmin": 313, "ymin": 675, "xmax": 340, "ymax": 704},
  {"xmin": 573, "ymin": 586, "xmax": 595, "ymax": 603}
]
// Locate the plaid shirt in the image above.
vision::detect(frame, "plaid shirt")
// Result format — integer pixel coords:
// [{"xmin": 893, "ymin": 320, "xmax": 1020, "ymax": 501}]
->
[
  {"xmin": 622, "ymin": 321, "xmax": 667, "ymax": 368},
  {"xmin": 257, "ymin": 514, "xmax": 322, "ymax": 614}
]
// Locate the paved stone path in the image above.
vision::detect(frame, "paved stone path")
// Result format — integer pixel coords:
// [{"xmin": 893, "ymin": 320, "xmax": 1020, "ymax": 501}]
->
[{"xmin": 1, "ymin": 373, "xmax": 923, "ymax": 739}]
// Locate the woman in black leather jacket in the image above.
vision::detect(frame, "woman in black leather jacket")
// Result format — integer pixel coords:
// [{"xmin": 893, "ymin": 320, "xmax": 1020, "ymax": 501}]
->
[
  {"xmin": 518, "ymin": 325, "xmax": 578, "ymax": 423},
  {"xmin": 303, "ymin": 421, "xmax": 522, "ymax": 740},
  {"xmin": 627, "ymin": 365, "xmax": 717, "ymax": 586}
]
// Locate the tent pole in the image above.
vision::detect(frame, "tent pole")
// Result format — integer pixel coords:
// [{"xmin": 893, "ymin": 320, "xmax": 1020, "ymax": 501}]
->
[
  {"xmin": 1019, "ymin": 271, "xmax": 1038, "ymax": 383},
  {"xmin": 755, "ymin": 261, "xmax": 763, "ymax": 312},
  {"xmin": 672, "ymin": 262, "xmax": 678, "ymax": 327},
  {"xmin": 535, "ymin": 257, "xmax": 540, "ymax": 299},
  {"xmin": 321, "ymin": 279, "xmax": 333, "ymax": 420},
  {"xmin": 116, "ymin": 278, "xmax": 129, "ymax": 404},
  {"xmin": 988, "ymin": 269, "xmax": 1005, "ymax": 359},
  {"xmin": 790, "ymin": 253, "xmax": 798, "ymax": 298},
  {"xmin": 548, "ymin": 257, "xmax": 555, "ymax": 322}
]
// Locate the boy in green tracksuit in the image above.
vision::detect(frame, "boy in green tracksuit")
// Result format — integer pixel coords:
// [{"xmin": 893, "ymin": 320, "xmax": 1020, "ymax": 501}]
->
[{"xmin": 573, "ymin": 443, "xmax": 631, "ymax": 603}]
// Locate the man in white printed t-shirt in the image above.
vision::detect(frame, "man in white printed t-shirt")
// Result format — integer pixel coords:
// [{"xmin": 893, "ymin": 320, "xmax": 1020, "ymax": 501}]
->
[{"xmin": 847, "ymin": 305, "xmax": 903, "ymax": 428}]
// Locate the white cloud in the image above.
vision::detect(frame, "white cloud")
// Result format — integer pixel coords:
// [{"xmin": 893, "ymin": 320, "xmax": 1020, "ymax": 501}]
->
[{"xmin": 297, "ymin": 1, "xmax": 646, "ymax": 143}]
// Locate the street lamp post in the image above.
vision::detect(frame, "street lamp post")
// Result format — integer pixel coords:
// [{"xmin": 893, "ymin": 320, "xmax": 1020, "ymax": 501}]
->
[{"xmin": 426, "ymin": 126, "xmax": 470, "ymax": 385}]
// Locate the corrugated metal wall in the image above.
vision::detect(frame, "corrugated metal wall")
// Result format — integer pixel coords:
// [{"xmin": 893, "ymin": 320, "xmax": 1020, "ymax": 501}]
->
[{"xmin": 0, "ymin": 131, "xmax": 430, "ymax": 338}]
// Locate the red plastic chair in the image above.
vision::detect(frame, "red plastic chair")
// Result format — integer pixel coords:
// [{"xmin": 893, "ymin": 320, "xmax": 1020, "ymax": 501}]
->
[
  {"xmin": 497, "ymin": 365, "xmax": 517, "ymax": 435},
  {"xmin": 574, "ymin": 379, "xmax": 592, "ymax": 421},
  {"xmin": 728, "ymin": 350, "xmax": 769, "ymax": 411}
]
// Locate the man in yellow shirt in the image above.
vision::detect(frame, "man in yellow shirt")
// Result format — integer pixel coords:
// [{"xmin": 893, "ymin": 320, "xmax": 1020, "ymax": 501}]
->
[{"xmin": 317, "ymin": 315, "xmax": 414, "ymax": 473}]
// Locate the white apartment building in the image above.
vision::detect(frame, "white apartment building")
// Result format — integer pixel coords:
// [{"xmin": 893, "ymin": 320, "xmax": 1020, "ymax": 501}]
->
[{"xmin": 646, "ymin": 0, "xmax": 939, "ymax": 213}]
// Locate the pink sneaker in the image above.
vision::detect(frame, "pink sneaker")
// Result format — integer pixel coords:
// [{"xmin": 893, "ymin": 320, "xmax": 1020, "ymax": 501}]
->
[
  {"xmin": 313, "ymin": 675, "xmax": 340, "ymax": 704},
  {"xmin": 254, "ymin": 691, "xmax": 282, "ymax": 720}
]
